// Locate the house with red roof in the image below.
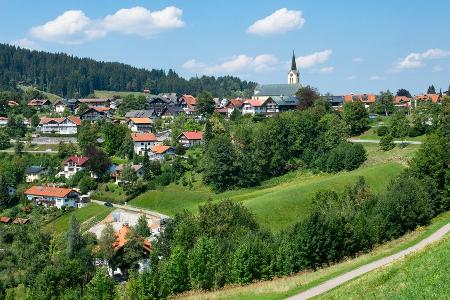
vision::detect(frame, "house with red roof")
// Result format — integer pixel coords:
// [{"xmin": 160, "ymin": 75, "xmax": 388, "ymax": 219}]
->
[
  {"xmin": 177, "ymin": 131, "xmax": 203, "ymax": 148},
  {"xmin": 150, "ymin": 145, "xmax": 175, "ymax": 160},
  {"xmin": 414, "ymin": 94, "xmax": 441, "ymax": 104},
  {"xmin": 178, "ymin": 95, "xmax": 197, "ymax": 115},
  {"xmin": 131, "ymin": 133, "xmax": 159, "ymax": 155},
  {"xmin": 24, "ymin": 186, "xmax": 83, "ymax": 209},
  {"xmin": 226, "ymin": 99, "xmax": 244, "ymax": 117},
  {"xmin": 37, "ymin": 116, "xmax": 81, "ymax": 135},
  {"xmin": 127, "ymin": 117, "xmax": 153, "ymax": 133},
  {"xmin": 28, "ymin": 99, "xmax": 51, "ymax": 110},
  {"xmin": 344, "ymin": 94, "xmax": 377, "ymax": 108},
  {"xmin": 58, "ymin": 155, "xmax": 90, "ymax": 178}
]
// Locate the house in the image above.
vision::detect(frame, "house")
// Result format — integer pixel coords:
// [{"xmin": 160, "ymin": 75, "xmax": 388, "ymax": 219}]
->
[
  {"xmin": 80, "ymin": 106, "xmax": 112, "ymax": 121},
  {"xmin": 394, "ymin": 96, "xmax": 412, "ymax": 108},
  {"xmin": 147, "ymin": 97, "xmax": 172, "ymax": 116},
  {"xmin": 226, "ymin": 99, "xmax": 244, "ymax": 117},
  {"xmin": 8, "ymin": 100, "xmax": 19, "ymax": 107},
  {"xmin": 131, "ymin": 133, "xmax": 159, "ymax": 155},
  {"xmin": 79, "ymin": 98, "xmax": 111, "ymax": 107},
  {"xmin": 12, "ymin": 218, "xmax": 30, "ymax": 224},
  {"xmin": 0, "ymin": 117, "xmax": 8, "ymax": 126},
  {"xmin": 24, "ymin": 186, "xmax": 83, "ymax": 209},
  {"xmin": 343, "ymin": 94, "xmax": 377, "ymax": 108},
  {"xmin": 414, "ymin": 94, "xmax": 441, "ymax": 104},
  {"xmin": 112, "ymin": 164, "xmax": 144, "ymax": 184},
  {"xmin": 0, "ymin": 217, "xmax": 12, "ymax": 224},
  {"xmin": 127, "ymin": 118, "xmax": 153, "ymax": 133},
  {"xmin": 125, "ymin": 110, "xmax": 158, "ymax": 119},
  {"xmin": 159, "ymin": 106, "xmax": 183, "ymax": 119},
  {"xmin": 37, "ymin": 116, "xmax": 81, "ymax": 135},
  {"xmin": 28, "ymin": 99, "xmax": 51, "ymax": 110},
  {"xmin": 150, "ymin": 145, "xmax": 175, "ymax": 161},
  {"xmin": 178, "ymin": 95, "xmax": 197, "ymax": 115},
  {"xmin": 25, "ymin": 166, "xmax": 47, "ymax": 183},
  {"xmin": 58, "ymin": 155, "xmax": 89, "ymax": 178},
  {"xmin": 242, "ymin": 99, "xmax": 269, "ymax": 115},
  {"xmin": 325, "ymin": 95, "xmax": 344, "ymax": 108},
  {"xmin": 177, "ymin": 131, "xmax": 203, "ymax": 148},
  {"xmin": 53, "ymin": 99, "xmax": 67, "ymax": 113},
  {"xmin": 110, "ymin": 99, "xmax": 123, "ymax": 110}
]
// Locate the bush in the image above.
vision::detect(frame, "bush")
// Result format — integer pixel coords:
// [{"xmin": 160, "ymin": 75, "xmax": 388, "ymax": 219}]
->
[
  {"xmin": 78, "ymin": 176, "xmax": 97, "ymax": 194},
  {"xmin": 379, "ymin": 134, "xmax": 395, "ymax": 151},
  {"xmin": 376, "ymin": 125, "xmax": 389, "ymax": 136},
  {"xmin": 321, "ymin": 142, "xmax": 367, "ymax": 172}
]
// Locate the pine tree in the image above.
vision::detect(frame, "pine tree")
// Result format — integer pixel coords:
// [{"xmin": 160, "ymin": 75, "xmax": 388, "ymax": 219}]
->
[
  {"xmin": 203, "ymin": 119, "xmax": 213, "ymax": 150},
  {"xmin": 0, "ymin": 175, "xmax": 10, "ymax": 208},
  {"xmin": 134, "ymin": 215, "xmax": 151, "ymax": 237},
  {"xmin": 66, "ymin": 215, "xmax": 84, "ymax": 259},
  {"xmin": 142, "ymin": 148, "xmax": 152, "ymax": 181}
]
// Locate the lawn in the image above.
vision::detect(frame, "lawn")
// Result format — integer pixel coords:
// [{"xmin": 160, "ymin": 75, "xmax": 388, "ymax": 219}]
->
[
  {"xmin": 353, "ymin": 127, "xmax": 426, "ymax": 142},
  {"xmin": 319, "ymin": 235, "xmax": 450, "ymax": 299},
  {"xmin": 18, "ymin": 85, "xmax": 62, "ymax": 102},
  {"xmin": 43, "ymin": 203, "xmax": 112, "ymax": 234},
  {"xmin": 91, "ymin": 183, "xmax": 128, "ymax": 203},
  {"xmin": 176, "ymin": 210, "xmax": 450, "ymax": 300},
  {"xmin": 362, "ymin": 143, "xmax": 421, "ymax": 167},
  {"xmin": 94, "ymin": 90, "xmax": 148, "ymax": 98}
]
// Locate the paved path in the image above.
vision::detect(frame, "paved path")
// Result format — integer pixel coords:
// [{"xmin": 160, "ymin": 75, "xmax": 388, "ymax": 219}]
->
[
  {"xmin": 287, "ymin": 222, "xmax": 450, "ymax": 300},
  {"xmin": 0, "ymin": 149, "xmax": 57, "ymax": 153},
  {"xmin": 91, "ymin": 199, "xmax": 170, "ymax": 219},
  {"xmin": 349, "ymin": 139, "xmax": 422, "ymax": 145}
]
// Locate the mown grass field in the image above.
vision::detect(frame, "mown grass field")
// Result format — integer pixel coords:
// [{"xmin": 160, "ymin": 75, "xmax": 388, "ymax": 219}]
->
[
  {"xmin": 18, "ymin": 85, "xmax": 62, "ymax": 102},
  {"xmin": 353, "ymin": 127, "xmax": 426, "ymax": 142},
  {"xmin": 129, "ymin": 142, "xmax": 417, "ymax": 231},
  {"xmin": 176, "ymin": 210, "xmax": 450, "ymax": 300},
  {"xmin": 319, "ymin": 235, "xmax": 450, "ymax": 299},
  {"xmin": 94, "ymin": 90, "xmax": 148, "ymax": 98},
  {"xmin": 43, "ymin": 203, "xmax": 112, "ymax": 234},
  {"xmin": 91, "ymin": 183, "xmax": 128, "ymax": 203}
]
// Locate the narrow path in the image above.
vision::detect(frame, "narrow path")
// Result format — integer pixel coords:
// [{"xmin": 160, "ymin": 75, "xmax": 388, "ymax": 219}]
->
[
  {"xmin": 287, "ymin": 222, "xmax": 450, "ymax": 300},
  {"xmin": 0, "ymin": 149, "xmax": 57, "ymax": 153},
  {"xmin": 349, "ymin": 139, "xmax": 422, "ymax": 145},
  {"xmin": 90, "ymin": 199, "xmax": 170, "ymax": 219}
]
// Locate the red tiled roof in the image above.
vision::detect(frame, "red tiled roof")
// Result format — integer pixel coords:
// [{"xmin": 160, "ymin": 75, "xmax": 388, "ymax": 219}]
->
[
  {"xmin": 151, "ymin": 145, "xmax": 173, "ymax": 154},
  {"xmin": 227, "ymin": 99, "xmax": 244, "ymax": 108},
  {"xmin": 244, "ymin": 99, "xmax": 267, "ymax": 107},
  {"xmin": 113, "ymin": 225, "xmax": 152, "ymax": 252},
  {"xmin": 39, "ymin": 117, "xmax": 65, "ymax": 125},
  {"xmin": 64, "ymin": 156, "xmax": 89, "ymax": 166},
  {"xmin": 131, "ymin": 132, "xmax": 157, "ymax": 142},
  {"xmin": 180, "ymin": 131, "xmax": 203, "ymax": 140},
  {"xmin": 394, "ymin": 96, "xmax": 411, "ymax": 104},
  {"xmin": 89, "ymin": 106, "xmax": 111, "ymax": 112},
  {"xmin": 181, "ymin": 95, "xmax": 197, "ymax": 106},
  {"xmin": 215, "ymin": 107, "xmax": 228, "ymax": 113},
  {"xmin": 24, "ymin": 186, "xmax": 75, "ymax": 198},
  {"xmin": 344, "ymin": 94, "xmax": 377, "ymax": 103},
  {"xmin": 414, "ymin": 94, "xmax": 441, "ymax": 103},
  {"xmin": 0, "ymin": 216, "xmax": 11, "ymax": 223},
  {"xmin": 129, "ymin": 117, "xmax": 153, "ymax": 124},
  {"xmin": 67, "ymin": 116, "xmax": 82, "ymax": 126}
]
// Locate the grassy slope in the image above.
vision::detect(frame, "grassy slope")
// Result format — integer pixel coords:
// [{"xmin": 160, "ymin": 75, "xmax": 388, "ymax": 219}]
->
[
  {"xmin": 43, "ymin": 203, "xmax": 112, "ymax": 234},
  {"xmin": 18, "ymin": 85, "xmax": 61, "ymax": 102},
  {"xmin": 94, "ymin": 90, "xmax": 147, "ymax": 98},
  {"xmin": 319, "ymin": 237, "xmax": 450, "ymax": 299},
  {"xmin": 353, "ymin": 127, "xmax": 426, "ymax": 142},
  {"xmin": 176, "ymin": 211, "xmax": 450, "ymax": 300},
  {"xmin": 130, "ymin": 143, "xmax": 418, "ymax": 231}
]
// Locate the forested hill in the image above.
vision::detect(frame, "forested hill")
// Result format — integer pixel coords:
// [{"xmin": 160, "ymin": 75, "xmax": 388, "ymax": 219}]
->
[{"xmin": 0, "ymin": 44, "xmax": 257, "ymax": 98}]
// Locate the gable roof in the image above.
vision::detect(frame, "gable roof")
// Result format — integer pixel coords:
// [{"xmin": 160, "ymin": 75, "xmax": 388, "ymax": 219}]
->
[
  {"xmin": 151, "ymin": 145, "xmax": 173, "ymax": 154},
  {"xmin": 269, "ymin": 96, "xmax": 298, "ymax": 106},
  {"xmin": 414, "ymin": 94, "xmax": 441, "ymax": 103},
  {"xmin": 67, "ymin": 116, "xmax": 82, "ymax": 126},
  {"xmin": 129, "ymin": 117, "xmax": 153, "ymax": 124},
  {"xmin": 28, "ymin": 99, "xmax": 50, "ymax": 106},
  {"xmin": 26, "ymin": 166, "xmax": 45, "ymax": 174},
  {"xmin": 79, "ymin": 98, "xmax": 110, "ymax": 104},
  {"xmin": 131, "ymin": 132, "xmax": 158, "ymax": 142},
  {"xmin": 113, "ymin": 225, "xmax": 152, "ymax": 252},
  {"xmin": 254, "ymin": 83, "xmax": 301, "ymax": 97},
  {"xmin": 180, "ymin": 95, "xmax": 197, "ymax": 107},
  {"xmin": 25, "ymin": 186, "xmax": 75, "ymax": 198},
  {"xmin": 64, "ymin": 156, "xmax": 89, "ymax": 166},
  {"xmin": 226, "ymin": 99, "xmax": 244, "ymax": 108},
  {"xmin": 125, "ymin": 110, "xmax": 156, "ymax": 118},
  {"xmin": 343, "ymin": 94, "xmax": 377, "ymax": 103},
  {"xmin": 244, "ymin": 99, "xmax": 267, "ymax": 107},
  {"xmin": 0, "ymin": 216, "xmax": 12, "ymax": 223},
  {"xmin": 39, "ymin": 117, "xmax": 65, "ymax": 125},
  {"xmin": 115, "ymin": 164, "xmax": 143, "ymax": 172},
  {"xmin": 180, "ymin": 131, "xmax": 203, "ymax": 140},
  {"xmin": 394, "ymin": 96, "xmax": 411, "ymax": 104}
]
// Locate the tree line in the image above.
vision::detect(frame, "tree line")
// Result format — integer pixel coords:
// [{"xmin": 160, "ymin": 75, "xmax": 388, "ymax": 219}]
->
[{"xmin": 0, "ymin": 44, "xmax": 257, "ymax": 98}]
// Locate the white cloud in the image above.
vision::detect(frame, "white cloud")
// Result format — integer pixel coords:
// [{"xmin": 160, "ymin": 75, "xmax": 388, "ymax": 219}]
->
[
  {"xmin": 394, "ymin": 48, "xmax": 450, "ymax": 71},
  {"xmin": 319, "ymin": 66, "xmax": 334, "ymax": 74},
  {"xmin": 247, "ymin": 8, "xmax": 305, "ymax": 36},
  {"xmin": 370, "ymin": 75, "xmax": 384, "ymax": 80},
  {"xmin": 182, "ymin": 54, "xmax": 278, "ymax": 75},
  {"xmin": 347, "ymin": 75, "xmax": 356, "ymax": 80},
  {"xmin": 353, "ymin": 57, "xmax": 364, "ymax": 63},
  {"xmin": 296, "ymin": 50, "xmax": 332, "ymax": 68},
  {"xmin": 10, "ymin": 38, "xmax": 41, "ymax": 50},
  {"xmin": 29, "ymin": 6, "xmax": 184, "ymax": 44}
]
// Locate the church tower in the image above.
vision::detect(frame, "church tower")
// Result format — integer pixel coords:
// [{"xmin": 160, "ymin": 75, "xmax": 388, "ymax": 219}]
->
[{"xmin": 288, "ymin": 50, "xmax": 300, "ymax": 84}]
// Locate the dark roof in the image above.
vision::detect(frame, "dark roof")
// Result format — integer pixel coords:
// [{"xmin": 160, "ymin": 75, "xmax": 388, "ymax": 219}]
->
[
  {"xmin": 26, "ymin": 166, "xmax": 45, "ymax": 174},
  {"xmin": 269, "ymin": 96, "xmax": 298, "ymax": 106},
  {"xmin": 291, "ymin": 50, "xmax": 297, "ymax": 71},
  {"xmin": 254, "ymin": 83, "xmax": 301, "ymax": 97},
  {"xmin": 326, "ymin": 95, "xmax": 344, "ymax": 104},
  {"xmin": 125, "ymin": 110, "xmax": 156, "ymax": 118}
]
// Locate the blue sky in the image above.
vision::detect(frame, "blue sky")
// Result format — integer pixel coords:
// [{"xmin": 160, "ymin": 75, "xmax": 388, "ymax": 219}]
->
[{"xmin": 1, "ymin": 0, "xmax": 449, "ymax": 95}]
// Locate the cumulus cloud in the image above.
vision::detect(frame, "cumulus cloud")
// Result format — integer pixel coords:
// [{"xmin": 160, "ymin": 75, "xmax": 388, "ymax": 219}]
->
[
  {"xmin": 10, "ymin": 38, "xmax": 41, "ymax": 50},
  {"xmin": 296, "ymin": 50, "xmax": 332, "ymax": 68},
  {"xmin": 319, "ymin": 66, "xmax": 334, "ymax": 74},
  {"xmin": 247, "ymin": 8, "xmax": 305, "ymax": 36},
  {"xmin": 182, "ymin": 54, "xmax": 278, "ymax": 75},
  {"xmin": 29, "ymin": 6, "xmax": 184, "ymax": 44},
  {"xmin": 393, "ymin": 48, "xmax": 450, "ymax": 71}
]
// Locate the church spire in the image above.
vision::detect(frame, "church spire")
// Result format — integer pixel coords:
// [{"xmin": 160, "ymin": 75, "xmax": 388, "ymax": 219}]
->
[{"xmin": 291, "ymin": 50, "xmax": 297, "ymax": 71}]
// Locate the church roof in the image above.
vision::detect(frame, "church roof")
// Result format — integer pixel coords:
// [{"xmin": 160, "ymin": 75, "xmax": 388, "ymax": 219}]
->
[
  {"xmin": 254, "ymin": 83, "xmax": 301, "ymax": 97},
  {"xmin": 291, "ymin": 50, "xmax": 297, "ymax": 71}
]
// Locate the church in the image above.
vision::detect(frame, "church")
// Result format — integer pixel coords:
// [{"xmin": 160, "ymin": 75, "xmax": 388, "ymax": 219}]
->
[{"xmin": 253, "ymin": 51, "xmax": 301, "ymax": 101}]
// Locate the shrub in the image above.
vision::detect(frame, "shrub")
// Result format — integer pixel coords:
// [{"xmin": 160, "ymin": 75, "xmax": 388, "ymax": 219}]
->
[
  {"xmin": 321, "ymin": 142, "xmax": 367, "ymax": 172},
  {"xmin": 379, "ymin": 134, "xmax": 395, "ymax": 151},
  {"xmin": 376, "ymin": 125, "xmax": 389, "ymax": 136}
]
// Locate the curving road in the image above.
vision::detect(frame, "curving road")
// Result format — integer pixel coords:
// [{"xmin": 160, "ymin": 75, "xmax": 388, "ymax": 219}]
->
[
  {"xmin": 287, "ymin": 222, "xmax": 450, "ymax": 300},
  {"xmin": 90, "ymin": 199, "xmax": 169, "ymax": 219}
]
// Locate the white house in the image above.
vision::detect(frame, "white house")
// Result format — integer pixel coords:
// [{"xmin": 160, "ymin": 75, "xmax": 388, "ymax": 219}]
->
[
  {"xmin": 37, "ymin": 116, "xmax": 81, "ymax": 135},
  {"xmin": 58, "ymin": 155, "xmax": 89, "ymax": 178},
  {"xmin": 25, "ymin": 166, "xmax": 47, "ymax": 183},
  {"xmin": 150, "ymin": 145, "xmax": 175, "ymax": 161},
  {"xmin": 131, "ymin": 133, "xmax": 159, "ymax": 155},
  {"xmin": 177, "ymin": 131, "xmax": 203, "ymax": 148},
  {"xmin": 0, "ymin": 117, "xmax": 7, "ymax": 126},
  {"xmin": 53, "ymin": 99, "xmax": 67, "ymax": 113},
  {"xmin": 127, "ymin": 117, "xmax": 153, "ymax": 133},
  {"xmin": 24, "ymin": 186, "xmax": 84, "ymax": 209}
]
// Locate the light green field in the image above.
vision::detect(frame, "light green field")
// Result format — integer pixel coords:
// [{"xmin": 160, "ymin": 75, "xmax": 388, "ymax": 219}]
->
[
  {"xmin": 43, "ymin": 203, "xmax": 112, "ymax": 234},
  {"xmin": 175, "ymin": 210, "xmax": 450, "ymax": 300},
  {"xmin": 91, "ymin": 183, "xmax": 128, "ymax": 203},
  {"xmin": 353, "ymin": 127, "xmax": 426, "ymax": 142},
  {"xmin": 94, "ymin": 90, "xmax": 148, "ymax": 98},
  {"xmin": 319, "ymin": 235, "xmax": 450, "ymax": 299},
  {"xmin": 18, "ymin": 85, "xmax": 62, "ymax": 102}
]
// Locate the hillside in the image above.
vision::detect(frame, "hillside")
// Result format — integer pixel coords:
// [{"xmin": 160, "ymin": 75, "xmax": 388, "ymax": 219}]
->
[{"xmin": 0, "ymin": 43, "xmax": 257, "ymax": 98}]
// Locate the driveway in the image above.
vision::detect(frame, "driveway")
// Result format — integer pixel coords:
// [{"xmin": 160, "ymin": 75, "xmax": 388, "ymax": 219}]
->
[
  {"xmin": 287, "ymin": 222, "xmax": 450, "ymax": 299},
  {"xmin": 90, "ymin": 199, "xmax": 169, "ymax": 219},
  {"xmin": 349, "ymin": 139, "xmax": 422, "ymax": 145}
]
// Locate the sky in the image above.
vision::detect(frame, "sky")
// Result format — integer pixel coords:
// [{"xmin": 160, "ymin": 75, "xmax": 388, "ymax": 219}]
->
[{"xmin": 1, "ymin": 0, "xmax": 449, "ymax": 95}]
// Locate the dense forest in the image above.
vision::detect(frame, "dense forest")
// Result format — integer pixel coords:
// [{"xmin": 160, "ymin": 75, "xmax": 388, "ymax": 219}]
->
[{"xmin": 0, "ymin": 44, "xmax": 257, "ymax": 98}]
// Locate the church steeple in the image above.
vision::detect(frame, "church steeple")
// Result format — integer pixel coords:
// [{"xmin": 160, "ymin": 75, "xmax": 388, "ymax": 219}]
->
[
  {"xmin": 288, "ymin": 50, "xmax": 300, "ymax": 84},
  {"xmin": 291, "ymin": 50, "xmax": 297, "ymax": 71}
]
